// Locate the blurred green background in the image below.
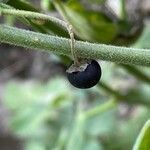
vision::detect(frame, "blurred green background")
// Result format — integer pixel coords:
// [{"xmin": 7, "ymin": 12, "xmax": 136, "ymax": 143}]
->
[{"xmin": 0, "ymin": 0, "xmax": 150, "ymax": 150}]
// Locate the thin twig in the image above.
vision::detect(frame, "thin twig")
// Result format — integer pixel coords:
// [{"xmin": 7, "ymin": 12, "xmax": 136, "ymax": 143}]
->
[
  {"xmin": 82, "ymin": 99, "xmax": 117, "ymax": 120},
  {"xmin": 120, "ymin": 64, "xmax": 150, "ymax": 84},
  {"xmin": 67, "ymin": 24, "xmax": 79, "ymax": 65},
  {"xmin": 0, "ymin": 8, "xmax": 68, "ymax": 30},
  {"xmin": 98, "ymin": 82, "xmax": 125, "ymax": 99}
]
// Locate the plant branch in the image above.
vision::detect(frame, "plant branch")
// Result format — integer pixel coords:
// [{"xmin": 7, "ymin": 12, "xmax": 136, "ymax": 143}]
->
[
  {"xmin": 98, "ymin": 82, "xmax": 125, "ymax": 99},
  {"xmin": 82, "ymin": 99, "xmax": 117, "ymax": 120},
  {"xmin": 0, "ymin": 3, "xmax": 68, "ymax": 36},
  {"xmin": 0, "ymin": 8, "xmax": 67, "ymax": 30},
  {"xmin": 0, "ymin": 25, "xmax": 150, "ymax": 66},
  {"xmin": 120, "ymin": 64, "xmax": 150, "ymax": 84},
  {"xmin": 0, "ymin": 3, "xmax": 13, "ymax": 9}
]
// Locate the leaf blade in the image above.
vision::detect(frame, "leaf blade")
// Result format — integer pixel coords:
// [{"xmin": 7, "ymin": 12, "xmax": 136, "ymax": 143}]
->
[{"xmin": 133, "ymin": 120, "xmax": 150, "ymax": 150}]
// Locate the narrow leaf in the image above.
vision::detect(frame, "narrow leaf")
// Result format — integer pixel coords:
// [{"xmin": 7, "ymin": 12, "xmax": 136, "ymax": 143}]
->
[{"xmin": 133, "ymin": 120, "xmax": 150, "ymax": 150}]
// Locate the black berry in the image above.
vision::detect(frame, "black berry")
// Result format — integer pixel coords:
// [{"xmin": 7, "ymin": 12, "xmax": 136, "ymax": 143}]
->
[{"xmin": 66, "ymin": 60, "xmax": 101, "ymax": 89}]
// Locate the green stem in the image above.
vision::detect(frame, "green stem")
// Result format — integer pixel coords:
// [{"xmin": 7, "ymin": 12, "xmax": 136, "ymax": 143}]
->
[
  {"xmin": 98, "ymin": 82, "xmax": 124, "ymax": 99},
  {"xmin": 83, "ymin": 99, "xmax": 117, "ymax": 120},
  {"xmin": 0, "ymin": 3, "xmax": 13, "ymax": 9},
  {"xmin": 66, "ymin": 99, "xmax": 117, "ymax": 149},
  {"xmin": 0, "ymin": 3, "xmax": 68, "ymax": 36},
  {"xmin": 0, "ymin": 25, "xmax": 150, "ymax": 66},
  {"xmin": 120, "ymin": 64, "xmax": 150, "ymax": 84},
  {"xmin": 120, "ymin": 0, "xmax": 127, "ymax": 20},
  {"xmin": 0, "ymin": 8, "xmax": 67, "ymax": 30},
  {"xmin": 53, "ymin": 0, "xmax": 71, "ymax": 23}
]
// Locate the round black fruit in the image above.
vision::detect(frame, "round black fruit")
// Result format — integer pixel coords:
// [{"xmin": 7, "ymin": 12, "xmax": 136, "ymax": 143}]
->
[{"xmin": 66, "ymin": 60, "xmax": 101, "ymax": 89}]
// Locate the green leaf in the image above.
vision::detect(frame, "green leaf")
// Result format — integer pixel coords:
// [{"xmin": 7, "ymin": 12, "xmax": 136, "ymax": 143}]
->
[
  {"xmin": 25, "ymin": 141, "xmax": 45, "ymax": 150},
  {"xmin": 100, "ymin": 107, "xmax": 150, "ymax": 150},
  {"xmin": 6, "ymin": 0, "xmax": 68, "ymax": 36},
  {"xmin": 41, "ymin": 0, "xmax": 53, "ymax": 11},
  {"xmin": 83, "ymin": 139, "xmax": 103, "ymax": 150},
  {"xmin": 54, "ymin": 0, "xmax": 118, "ymax": 43},
  {"xmin": 1, "ymin": 0, "xmax": 9, "ymax": 3},
  {"xmin": 133, "ymin": 120, "xmax": 150, "ymax": 150},
  {"xmin": 4, "ymin": 78, "xmax": 74, "ymax": 138},
  {"xmin": 134, "ymin": 25, "xmax": 150, "ymax": 49},
  {"xmin": 87, "ymin": 0, "xmax": 106, "ymax": 4},
  {"xmin": 4, "ymin": 78, "xmax": 73, "ymax": 111},
  {"xmin": 7, "ymin": 0, "xmax": 39, "ymax": 12},
  {"xmin": 85, "ymin": 109, "xmax": 117, "ymax": 136}
]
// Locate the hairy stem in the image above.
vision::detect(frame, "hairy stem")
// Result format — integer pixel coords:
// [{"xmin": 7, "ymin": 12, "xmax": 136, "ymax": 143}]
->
[
  {"xmin": 0, "ymin": 8, "xmax": 67, "ymax": 30},
  {"xmin": 0, "ymin": 25, "xmax": 150, "ymax": 66}
]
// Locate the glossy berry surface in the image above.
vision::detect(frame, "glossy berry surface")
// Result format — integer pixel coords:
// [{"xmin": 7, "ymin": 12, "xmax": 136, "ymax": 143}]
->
[{"xmin": 66, "ymin": 60, "xmax": 101, "ymax": 89}]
